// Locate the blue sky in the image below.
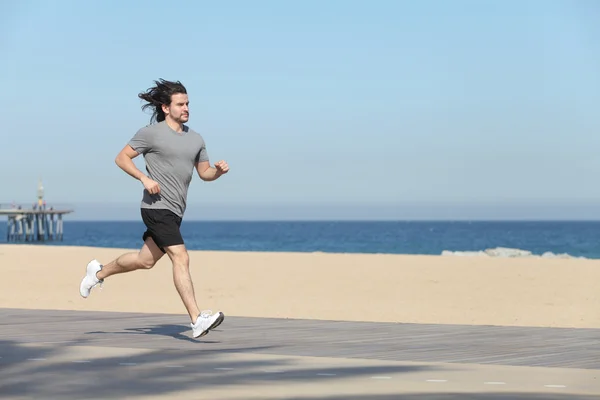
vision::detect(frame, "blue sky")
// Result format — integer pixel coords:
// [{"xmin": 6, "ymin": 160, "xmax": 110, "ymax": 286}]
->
[{"xmin": 2, "ymin": 1, "xmax": 599, "ymax": 220}]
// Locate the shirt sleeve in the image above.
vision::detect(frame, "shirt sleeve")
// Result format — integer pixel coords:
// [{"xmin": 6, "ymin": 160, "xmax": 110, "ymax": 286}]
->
[
  {"xmin": 195, "ymin": 141, "xmax": 210, "ymax": 163},
  {"xmin": 128, "ymin": 127, "xmax": 153, "ymax": 155}
]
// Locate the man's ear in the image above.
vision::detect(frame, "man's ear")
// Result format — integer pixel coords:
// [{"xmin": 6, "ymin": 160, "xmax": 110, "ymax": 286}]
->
[{"xmin": 162, "ymin": 103, "xmax": 169, "ymax": 115}]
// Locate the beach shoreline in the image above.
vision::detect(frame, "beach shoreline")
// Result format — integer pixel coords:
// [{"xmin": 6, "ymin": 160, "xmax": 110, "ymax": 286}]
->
[{"xmin": 1, "ymin": 244, "xmax": 599, "ymax": 329}]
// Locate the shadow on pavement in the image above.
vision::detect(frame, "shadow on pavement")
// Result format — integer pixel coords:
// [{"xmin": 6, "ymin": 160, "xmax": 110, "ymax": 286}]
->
[
  {"xmin": 0, "ymin": 339, "xmax": 442, "ymax": 399},
  {"xmin": 1, "ymin": 339, "xmax": 597, "ymax": 399},
  {"xmin": 86, "ymin": 322, "xmax": 217, "ymax": 343}
]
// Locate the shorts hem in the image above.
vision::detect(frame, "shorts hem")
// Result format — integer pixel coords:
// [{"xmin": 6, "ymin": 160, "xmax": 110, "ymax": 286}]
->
[{"xmin": 142, "ymin": 231, "xmax": 184, "ymax": 253}]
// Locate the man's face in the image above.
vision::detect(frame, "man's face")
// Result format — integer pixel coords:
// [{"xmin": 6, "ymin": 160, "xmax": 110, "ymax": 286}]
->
[{"xmin": 163, "ymin": 92, "xmax": 189, "ymax": 123}]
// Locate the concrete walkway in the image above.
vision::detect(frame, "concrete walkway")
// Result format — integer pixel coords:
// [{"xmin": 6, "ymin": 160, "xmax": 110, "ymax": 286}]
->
[{"xmin": 1, "ymin": 308, "xmax": 599, "ymax": 399}]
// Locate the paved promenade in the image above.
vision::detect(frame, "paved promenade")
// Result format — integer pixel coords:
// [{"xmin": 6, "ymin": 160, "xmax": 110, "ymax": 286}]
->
[{"xmin": 0, "ymin": 308, "xmax": 598, "ymax": 399}]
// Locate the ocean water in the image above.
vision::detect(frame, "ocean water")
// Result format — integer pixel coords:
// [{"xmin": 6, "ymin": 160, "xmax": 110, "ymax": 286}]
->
[{"xmin": 2, "ymin": 220, "xmax": 600, "ymax": 259}]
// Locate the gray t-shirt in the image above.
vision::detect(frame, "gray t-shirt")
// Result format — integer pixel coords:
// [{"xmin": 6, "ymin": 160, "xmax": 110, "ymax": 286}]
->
[{"xmin": 128, "ymin": 121, "xmax": 209, "ymax": 217}]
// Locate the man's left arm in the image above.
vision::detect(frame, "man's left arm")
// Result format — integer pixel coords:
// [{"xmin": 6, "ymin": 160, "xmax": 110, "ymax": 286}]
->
[{"xmin": 196, "ymin": 160, "xmax": 229, "ymax": 181}]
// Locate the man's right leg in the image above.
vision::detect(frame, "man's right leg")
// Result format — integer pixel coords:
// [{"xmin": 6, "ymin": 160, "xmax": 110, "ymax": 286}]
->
[
  {"xmin": 97, "ymin": 237, "xmax": 164, "ymax": 280},
  {"xmin": 79, "ymin": 237, "xmax": 164, "ymax": 298}
]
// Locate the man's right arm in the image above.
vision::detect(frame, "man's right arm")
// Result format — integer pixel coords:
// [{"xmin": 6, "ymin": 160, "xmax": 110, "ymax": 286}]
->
[
  {"xmin": 115, "ymin": 145, "xmax": 146, "ymax": 180},
  {"xmin": 115, "ymin": 145, "xmax": 160, "ymax": 194}
]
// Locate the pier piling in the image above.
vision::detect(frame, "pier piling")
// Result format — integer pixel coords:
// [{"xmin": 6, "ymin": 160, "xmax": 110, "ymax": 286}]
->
[{"xmin": 3, "ymin": 207, "xmax": 73, "ymax": 242}]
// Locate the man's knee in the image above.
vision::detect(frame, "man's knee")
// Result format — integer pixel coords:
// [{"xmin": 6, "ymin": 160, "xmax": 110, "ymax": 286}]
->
[
  {"xmin": 137, "ymin": 237, "xmax": 164, "ymax": 269},
  {"xmin": 173, "ymin": 251, "xmax": 189, "ymax": 268},
  {"xmin": 165, "ymin": 245, "xmax": 189, "ymax": 268},
  {"xmin": 137, "ymin": 256, "xmax": 158, "ymax": 269}
]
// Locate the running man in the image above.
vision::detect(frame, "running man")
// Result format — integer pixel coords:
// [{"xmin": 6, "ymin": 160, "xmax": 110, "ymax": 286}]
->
[{"xmin": 79, "ymin": 79, "xmax": 227, "ymax": 338}]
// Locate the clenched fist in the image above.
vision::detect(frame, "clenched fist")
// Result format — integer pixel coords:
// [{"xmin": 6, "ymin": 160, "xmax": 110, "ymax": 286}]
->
[
  {"xmin": 141, "ymin": 175, "xmax": 161, "ymax": 194},
  {"xmin": 214, "ymin": 160, "xmax": 229, "ymax": 175}
]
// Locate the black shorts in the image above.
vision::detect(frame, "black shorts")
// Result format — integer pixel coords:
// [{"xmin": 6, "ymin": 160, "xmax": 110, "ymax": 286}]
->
[{"xmin": 141, "ymin": 208, "xmax": 184, "ymax": 252}]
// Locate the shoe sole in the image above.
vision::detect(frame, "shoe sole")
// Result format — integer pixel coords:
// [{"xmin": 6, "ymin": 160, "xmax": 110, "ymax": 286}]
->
[{"xmin": 195, "ymin": 312, "xmax": 225, "ymax": 338}]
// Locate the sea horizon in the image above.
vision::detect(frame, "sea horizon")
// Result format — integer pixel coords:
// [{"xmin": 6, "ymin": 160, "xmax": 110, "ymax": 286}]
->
[{"xmin": 2, "ymin": 220, "xmax": 600, "ymax": 260}]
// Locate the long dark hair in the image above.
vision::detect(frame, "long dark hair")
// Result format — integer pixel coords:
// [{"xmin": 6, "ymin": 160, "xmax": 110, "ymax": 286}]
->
[{"xmin": 138, "ymin": 79, "xmax": 187, "ymax": 123}]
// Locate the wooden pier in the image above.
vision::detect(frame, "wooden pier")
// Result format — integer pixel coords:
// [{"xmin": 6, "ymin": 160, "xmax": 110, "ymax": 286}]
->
[
  {"xmin": 1, "ymin": 206, "xmax": 74, "ymax": 242},
  {"xmin": 2, "ymin": 180, "xmax": 74, "ymax": 242}
]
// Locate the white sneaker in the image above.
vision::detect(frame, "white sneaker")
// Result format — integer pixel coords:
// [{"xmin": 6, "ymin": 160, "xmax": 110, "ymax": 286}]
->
[
  {"xmin": 79, "ymin": 259, "xmax": 103, "ymax": 298},
  {"xmin": 191, "ymin": 310, "xmax": 225, "ymax": 338}
]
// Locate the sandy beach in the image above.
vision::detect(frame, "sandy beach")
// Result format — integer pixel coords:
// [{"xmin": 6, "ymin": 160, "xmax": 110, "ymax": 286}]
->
[{"xmin": 0, "ymin": 244, "xmax": 598, "ymax": 329}]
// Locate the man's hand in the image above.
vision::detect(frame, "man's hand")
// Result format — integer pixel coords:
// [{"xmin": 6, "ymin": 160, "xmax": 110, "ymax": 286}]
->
[
  {"xmin": 196, "ymin": 160, "xmax": 229, "ymax": 181},
  {"xmin": 141, "ymin": 176, "xmax": 160, "ymax": 194},
  {"xmin": 214, "ymin": 160, "xmax": 229, "ymax": 176}
]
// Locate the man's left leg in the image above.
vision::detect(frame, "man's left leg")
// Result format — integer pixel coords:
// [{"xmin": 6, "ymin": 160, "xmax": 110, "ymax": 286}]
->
[
  {"xmin": 165, "ymin": 244, "xmax": 199, "ymax": 320},
  {"xmin": 164, "ymin": 243, "xmax": 224, "ymax": 338}
]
